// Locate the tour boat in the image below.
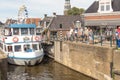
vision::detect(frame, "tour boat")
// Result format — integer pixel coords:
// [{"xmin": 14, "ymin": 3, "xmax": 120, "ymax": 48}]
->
[{"xmin": 0, "ymin": 24, "xmax": 44, "ymax": 65}]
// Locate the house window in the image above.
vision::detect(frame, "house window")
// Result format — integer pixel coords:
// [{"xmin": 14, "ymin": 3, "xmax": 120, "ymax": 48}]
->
[
  {"xmin": 13, "ymin": 28, "xmax": 19, "ymax": 35},
  {"xmin": 50, "ymin": 32, "xmax": 57, "ymax": 39},
  {"xmin": 46, "ymin": 22, "xmax": 49, "ymax": 27},
  {"xmin": 36, "ymin": 28, "xmax": 41, "ymax": 35},
  {"xmin": 21, "ymin": 28, "xmax": 28, "ymax": 35},
  {"xmin": 60, "ymin": 24, "xmax": 62, "ymax": 28},
  {"xmin": 14, "ymin": 45, "xmax": 21, "ymax": 52},
  {"xmin": 101, "ymin": 5, "xmax": 104, "ymax": 11},
  {"xmin": 106, "ymin": 5, "xmax": 110, "ymax": 11}
]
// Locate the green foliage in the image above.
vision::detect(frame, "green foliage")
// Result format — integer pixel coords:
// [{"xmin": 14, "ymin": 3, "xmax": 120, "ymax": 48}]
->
[{"xmin": 67, "ymin": 7, "xmax": 85, "ymax": 15}]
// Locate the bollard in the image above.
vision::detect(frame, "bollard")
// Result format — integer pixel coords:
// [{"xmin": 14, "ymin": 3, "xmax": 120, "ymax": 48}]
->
[
  {"xmin": 93, "ymin": 34, "xmax": 94, "ymax": 45},
  {"xmin": 116, "ymin": 38, "xmax": 118, "ymax": 49},
  {"xmin": 60, "ymin": 41, "xmax": 62, "ymax": 51},
  {"xmin": 101, "ymin": 36, "xmax": 103, "ymax": 46},
  {"xmin": 110, "ymin": 35, "xmax": 112, "ymax": 47}
]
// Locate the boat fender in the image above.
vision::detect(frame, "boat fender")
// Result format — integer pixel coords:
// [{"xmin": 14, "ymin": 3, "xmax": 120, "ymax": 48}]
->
[
  {"xmin": 35, "ymin": 36, "xmax": 39, "ymax": 41},
  {"xmin": 13, "ymin": 37, "xmax": 19, "ymax": 42}
]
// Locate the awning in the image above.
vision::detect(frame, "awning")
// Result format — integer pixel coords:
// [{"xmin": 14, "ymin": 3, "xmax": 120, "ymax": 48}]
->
[
  {"xmin": 9, "ymin": 24, "xmax": 36, "ymax": 28},
  {"xmin": 85, "ymin": 19, "xmax": 120, "ymax": 27}
]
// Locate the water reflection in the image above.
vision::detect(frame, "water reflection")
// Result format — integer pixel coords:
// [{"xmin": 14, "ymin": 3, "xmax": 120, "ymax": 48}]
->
[
  {"xmin": 6, "ymin": 56, "xmax": 95, "ymax": 80},
  {"xmin": 0, "ymin": 59, "xmax": 7, "ymax": 80}
]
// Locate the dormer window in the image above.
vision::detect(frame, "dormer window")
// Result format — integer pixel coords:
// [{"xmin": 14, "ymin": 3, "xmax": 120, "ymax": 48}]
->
[
  {"xmin": 106, "ymin": 4, "xmax": 110, "ymax": 11},
  {"xmin": 59, "ymin": 24, "xmax": 62, "ymax": 28},
  {"xmin": 98, "ymin": 0, "xmax": 113, "ymax": 13},
  {"xmin": 101, "ymin": 5, "xmax": 104, "ymax": 11}
]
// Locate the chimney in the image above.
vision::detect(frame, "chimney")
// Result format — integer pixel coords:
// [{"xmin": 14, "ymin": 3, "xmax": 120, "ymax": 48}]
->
[
  {"xmin": 44, "ymin": 14, "xmax": 47, "ymax": 18},
  {"xmin": 53, "ymin": 12, "xmax": 56, "ymax": 17}
]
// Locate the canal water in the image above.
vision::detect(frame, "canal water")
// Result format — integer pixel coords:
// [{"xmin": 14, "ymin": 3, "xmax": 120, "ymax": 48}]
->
[{"xmin": 1, "ymin": 56, "xmax": 95, "ymax": 80}]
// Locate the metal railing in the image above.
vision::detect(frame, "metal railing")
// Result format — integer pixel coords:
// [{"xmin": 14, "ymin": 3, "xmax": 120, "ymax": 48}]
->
[{"xmin": 49, "ymin": 34, "xmax": 117, "ymax": 48}]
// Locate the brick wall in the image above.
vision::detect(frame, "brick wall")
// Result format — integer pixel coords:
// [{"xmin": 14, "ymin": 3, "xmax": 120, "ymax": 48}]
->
[{"xmin": 85, "ymin": 15, "xmax": 120, "ymax": 20}]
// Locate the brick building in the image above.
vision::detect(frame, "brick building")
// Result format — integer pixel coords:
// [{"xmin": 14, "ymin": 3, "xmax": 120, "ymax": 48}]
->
[
  {"xmin": 26, "ymin": 18, "xmax": 41, "ymax": 26},
  {"xmin": 40, "ymin": 13, "xmax": 82, "ymax": 40},
  {"xmin": 84, "ymin": 0, "xmax": 120, "ymax": 33}
]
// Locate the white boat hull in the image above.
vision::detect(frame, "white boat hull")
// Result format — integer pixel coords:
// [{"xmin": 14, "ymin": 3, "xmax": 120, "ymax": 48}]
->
[
  {"xmin": 8, "ymin": 55, "xmax": 44, "ymax": 65},
  {"xmin": 7, "ymin": 50, "xmax": 44, "ymax": 66}
]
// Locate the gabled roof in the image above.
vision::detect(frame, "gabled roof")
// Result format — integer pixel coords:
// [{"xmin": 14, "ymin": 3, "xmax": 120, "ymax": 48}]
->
[
  {"xmin": 5, "ymin": 19, "xmax": 17, "ymax": 25},
  {"xmin": 40, "ymin": 16, "xmax": 53, "ymax": 27},
  {"xmin": 42, "ymin": 17, "xmax": 53, "ymax": 22},
  {"xmin": 112, "ymin": 0, "xmax": 120, "ymax": 11},
  {"xmin": 85, "ymin": 0, "xmax": 120, "ymax": 13},
  {"xmin": 26, "ymin": 18, "xmax": 41, "ymax": 26},
  {"xmin": 49, "ymin": 15, "xmax": 82, "ymax": 31}
]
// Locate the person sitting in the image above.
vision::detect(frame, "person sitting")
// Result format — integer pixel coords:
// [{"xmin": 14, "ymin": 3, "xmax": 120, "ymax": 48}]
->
[{"xmin": 26, "ymin": 48, "xmax": 32, "ymax": 52}]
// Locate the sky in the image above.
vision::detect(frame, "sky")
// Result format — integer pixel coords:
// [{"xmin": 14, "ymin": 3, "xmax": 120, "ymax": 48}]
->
[{"xmin": 0, "ymin": 0, "xmax": 94, "ymax": 22}]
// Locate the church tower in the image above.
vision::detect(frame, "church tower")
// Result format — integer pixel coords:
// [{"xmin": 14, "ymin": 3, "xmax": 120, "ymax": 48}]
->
[{"xmin": 64, "ymin": 0, "xmax": 71, "ymax": 15}]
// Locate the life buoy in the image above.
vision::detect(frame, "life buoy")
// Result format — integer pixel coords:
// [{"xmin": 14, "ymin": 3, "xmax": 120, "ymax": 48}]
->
[
  {"xmin": 13, "ymin": 37, "xmax": 19, "ymax": 42},
  {"xmin": 35, "ymin": 36, "xmax": 39, "ymax": 41}
]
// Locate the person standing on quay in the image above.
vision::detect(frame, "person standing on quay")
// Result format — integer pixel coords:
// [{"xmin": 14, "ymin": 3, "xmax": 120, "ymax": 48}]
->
[{"xmin": 116, "ymin": 26, "xmax": 120, "ymax": 49}]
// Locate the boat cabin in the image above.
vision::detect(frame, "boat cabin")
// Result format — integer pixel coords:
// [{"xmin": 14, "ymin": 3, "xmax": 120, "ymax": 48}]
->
[{"xmin": 0, "ymin": 24, "xmax": 42, "ymax": 53}]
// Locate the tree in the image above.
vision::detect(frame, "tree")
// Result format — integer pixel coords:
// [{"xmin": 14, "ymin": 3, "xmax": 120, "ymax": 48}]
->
[{"xmin": 67, "ymin": 7, "xmax": 85, "ymax": 15}]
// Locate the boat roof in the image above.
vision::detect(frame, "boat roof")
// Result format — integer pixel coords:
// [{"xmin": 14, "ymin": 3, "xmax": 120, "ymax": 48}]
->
[{"xmin": 9, "ymin": 24, "xmax": 36, "ymax": 28}]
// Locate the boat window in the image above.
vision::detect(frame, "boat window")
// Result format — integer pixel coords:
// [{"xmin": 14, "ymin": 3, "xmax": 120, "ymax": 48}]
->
[
  {"xmin": 4, "ymin": 28, "xmax": 10, "ymax": 36},
  {"xmin": 30, "ymin": 28, "xmax": 34, "ymax": 35},
  {"xmin": 8, "ymin": 46, "xmax": 12, "ymax": 52},
  {"xmin": 0, "ymin": 43, "xmax": 2, "ymax": 48},
  {"xmin": 32, "ymin": 44, "xmax": 38, "ymax": 50},
  {"xmin": 13, "ymin": 28, "xmax": 19, "ymax": 35},
  {"xmin": 24, "ymin": 44, "xmax": 32, "ymax": 52},
  {"xmin": 14, "ymin": 45, "xmax": 21, "ymax": 52},
  {"xmin": 21, "ymin": 28, "xmax": 28, "ymax": 35},
  {"xmin": 39, "ymin": 44, "xmax": 42, "ymax": 50},
  {"xmin": 4, "ymin": 45, "xmax": 6, "ymax": 51}
]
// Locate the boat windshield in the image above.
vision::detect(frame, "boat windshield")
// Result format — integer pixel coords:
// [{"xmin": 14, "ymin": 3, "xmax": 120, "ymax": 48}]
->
[
  {"xmin": 13, "ymin": 28, "xmax": 19, "ymax": 35},
  {"xmin": 21, "ymin": 28, "xmax": 28, "ymax": 35}
]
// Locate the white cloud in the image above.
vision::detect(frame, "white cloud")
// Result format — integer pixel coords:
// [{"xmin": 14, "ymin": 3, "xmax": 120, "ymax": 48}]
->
[{"xmin": 0, "ymin": 0, "xmax": 95, "ymax": 22}]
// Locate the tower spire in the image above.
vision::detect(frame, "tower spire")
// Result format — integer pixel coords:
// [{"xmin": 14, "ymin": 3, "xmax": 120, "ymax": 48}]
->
[{"xmin": 64, "ymin": 0, "xmax": 71, "ymax": 15}]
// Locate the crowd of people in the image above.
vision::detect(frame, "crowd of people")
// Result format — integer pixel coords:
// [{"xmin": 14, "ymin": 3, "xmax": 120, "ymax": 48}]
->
[
  {"xmin": 65, "ymin": 26, "xmax": 120, "ymax": 46},
  {"xmin": 66, "ymin": 27, "xmax": 94, "ymax": 44}
]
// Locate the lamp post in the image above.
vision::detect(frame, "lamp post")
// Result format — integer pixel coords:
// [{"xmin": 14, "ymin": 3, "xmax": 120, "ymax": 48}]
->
[
  {"xmin": 59, "ymin": 24, "xmax": 63, "ymax": 41},
  {"xmin": 81, "ymin": 14, "xmax": 85, "ymax": 28},
  {"xmin": 59, "ymin": 24, "xmax": 63, "ymax": 51}
]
